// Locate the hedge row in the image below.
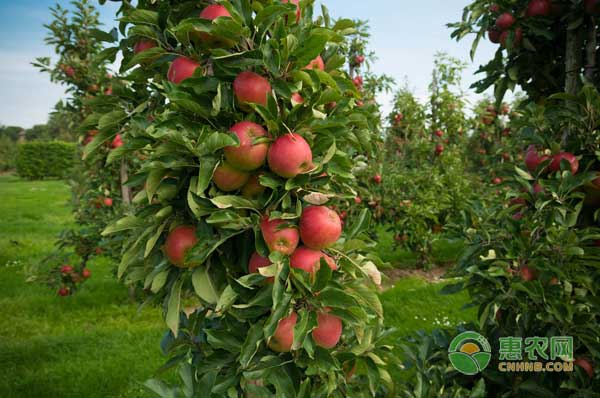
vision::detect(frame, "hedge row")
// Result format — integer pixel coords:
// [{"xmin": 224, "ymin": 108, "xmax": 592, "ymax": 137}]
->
[{"xmin": 16, "ymin": 141, "xmax": 77, "ymax": 179}]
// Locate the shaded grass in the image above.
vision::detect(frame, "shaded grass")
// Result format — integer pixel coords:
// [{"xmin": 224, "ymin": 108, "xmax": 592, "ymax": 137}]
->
[{"xmin": 0, "ymin": 176, "xmax": 475, "ymax": 397}]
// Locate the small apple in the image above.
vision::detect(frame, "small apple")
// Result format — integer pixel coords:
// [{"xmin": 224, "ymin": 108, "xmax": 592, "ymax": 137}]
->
[
  {"xmin": 260, "ymin": 217, "xmax": 300, "ymax": 255},
  {"xmin": 164, "ymin": 225, "xmax": 198, "ymax": 267},
  {"xmin": 373, "ymin": 175, "xmax": 382, "ymax": 184},
  {"xmin": 500, "ymin": 28, "xmax": 523, "ymax": 48},
  {"xmin": 167, "ymin": 56, "xmax": 200, "ymax": 84},
  {"xmin": 60, "ymin": 265, "xmax": 74, "ymax": 274},
  {"xmin": 268, "ymin": 312, "xmax": 297, "ymax": 352},
  {"xmin": 354, "ymin": 55, "xmax": 365, "ymax": 64},
  {"xmin": 281, "ymin": 0, "xmax": 301, "ymax": 23},
  {"xmin": 434, "ymin": 130, "xmax": 443, "ymax": 137},
  {"xmin": 496, "ymin": 12, "xmax": 516, "ymax": 30},
  {"xmin": 352, "ymin": 76, "xmax": 363, "ymax": 88},
  {"xmin": 196, "ymin": 5, "xmax": 234, "ymax": 47},
  {"xmin": 111, "ymin": 134, "xmax": 123, "ymax": 149},
  {"xmin": 133, "ymin": 39, "xmax": 157, "ymax": 54},
  {"xmin": 435, "ymin": 144, "xmax": 444, "ymax": 155},
  {"xmin": 585, "ymin": 0, "xmax": 600, "ymax": 15},
  {"xmin": 213, "ymin": 162, "xmax": 250, "ymax": 192},
  {"xmin": 549, "ymin": 152, "xmax": 579, "ymax": 175},
  {"xmin": 520, "ymin": 265, "xmax": 538, "ymax": 281},
  {"xmin": 489, "ymin": 4, "xmax": 500, "ymax": 12},
  {"xmin": 248, "ymin": 252, "xmax": 274, "ymax": 283},
  {"xmin": 58, "ymin": 287, "xmax": 70, "ymax": 296},
  {"xmin": 526, "ymin": 0, "xmax": 551, "ymax": 17},
  {"xmin": 354, "ymin": 196, "xmax": 362, "ymax": 204},
  {"xmin": 241, "ymin": 174, "xmax": 266, "ymax": 198},
  {"xmin": 267, "ymin": 133, "xmax": 313, "ymax": 178},
  {"xmin": 299, "ymin": 206, "xmax": 342, "ymax": 250},
  {"xmin": 82, "ymin": 268, "xmax": 91, "ymax": 279},
  {"xmin": 524, "ymin": 145, "xmax": 549, "ymax": 172},
  {"xmin": 233, "ymin": 71, "xmax": 272, "ymax": 108},
  {"xmin": 304, "ymin": 55, "xmax": 325, "ymax": 71},
  {"xmin": 291, "ymin": 92, "xmax": 304, "ymax": 105},
  {"xmin": 290, "ymin": 246, "xmax": 337, "ymax": 274},
  {"xmin": 103, "ymin": 197, "xmax": 113, "ymax": 207},
  {"xmin": 574, "ymin": 358, "xmax": 594, "ymax": 378},
  {"xmin": 492, "ymin": 177, "xmax": 503, "ymax": 185},
  {"xmin": 488, "ymin": 28, "xmax": 501, "ymax": 43},
  {"xmin": 312, "ymin": 310, "xmax": 343, "ymax": 349},
  {"xmin": 104, "ymin": 86, "xmax": 113, "ymax": 95},
  {"xmin": 224, "ymin": 121, "xmax": 269, "ymax": 171}
]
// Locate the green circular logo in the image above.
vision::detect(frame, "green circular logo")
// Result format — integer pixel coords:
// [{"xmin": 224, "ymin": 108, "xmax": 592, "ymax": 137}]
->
[{"xmin": 448, "ymin": 331, "xmax": 492, "ymax": 375}]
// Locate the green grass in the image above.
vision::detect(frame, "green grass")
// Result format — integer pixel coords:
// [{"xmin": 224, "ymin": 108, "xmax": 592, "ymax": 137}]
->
[{"xmin": 0, "ymin": 175, "xmax": 475, "ymax": 397}]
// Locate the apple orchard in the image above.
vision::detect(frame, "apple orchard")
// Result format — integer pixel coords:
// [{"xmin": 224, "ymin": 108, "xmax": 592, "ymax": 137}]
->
[{"xmin": 17, "ymin": 0, "xmax": 600, "ymax": 396}]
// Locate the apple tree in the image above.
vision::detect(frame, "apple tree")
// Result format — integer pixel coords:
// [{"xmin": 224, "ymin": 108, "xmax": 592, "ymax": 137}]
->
[
  {"xmin": 90, "ymin": 0, "xmax": 395, "ymax": 396},
  {"xmin": 32, "ymin": 0, "xmax": 126, "ymax": 295},
  {"xmin": 399, "ymin": 1, "xmax": 600, "ymax": 395}
]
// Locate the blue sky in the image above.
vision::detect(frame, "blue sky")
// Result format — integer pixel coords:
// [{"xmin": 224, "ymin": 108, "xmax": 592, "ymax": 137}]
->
[{"xmin": 0, "ymin": 0, "xmax": 496, "ymax": 128}]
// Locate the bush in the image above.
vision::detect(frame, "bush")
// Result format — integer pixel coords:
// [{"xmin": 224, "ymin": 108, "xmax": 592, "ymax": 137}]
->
[
  {"xmin": 16, "ymin": 141, "xmax": 77, "ymax": 179},
  {"xmin": 0, "ymin": 135, "xmax": 17, "ymax": 171}
]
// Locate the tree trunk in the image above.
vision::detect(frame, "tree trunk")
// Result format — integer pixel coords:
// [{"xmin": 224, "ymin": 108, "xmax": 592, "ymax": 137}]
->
[
  {"xmin": 585, "ymin": 17, "xmax": 597, "ymax": 83},
  {"xmin": 565, "ymin": 22, "xmax": 583, "ymax": 95},
  {"xmin": 120, "ymin": 159, "xmax": 132, "ymax": 205}
]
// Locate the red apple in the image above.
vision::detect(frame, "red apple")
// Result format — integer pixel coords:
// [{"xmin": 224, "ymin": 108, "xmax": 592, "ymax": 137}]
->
[
  {"xmin": 352, "ymin": 76, "xmax": 363, "ymax": 88},
  {"xmin": 435, "ymin": 144, "xmax": 444, "ymax": 155},
  {"xmin": 281, "ymin": 0, "xmax": 301, "ymax": 23},
  {"xmin": 500, "ymin": 28, "xmax": 523, "ymax": 48},
  {"xmin": 241, "ymin": 174, "xmax": 266, "ymax": 198},
  {"xmin": 490, "ymin": 4, "xmax": 500, "ymax": 12},
  {"xmin": 224, "ymin": 121, "xmax": 269, "ymax": 171},
  {"xmin": 60, "ymin": 265, "xmax": 74, "ymax": 274},
  {"xmin": 213, "ymin": 162, "xmax": 249, "ymax": 192},
  {"xmin": 354, "ymin": 196, "xmax": 362, "ymax": 204},
  {"xmin": 524, "ymin": 145, "xmax": 548, "ymax": 172},
  {"xmin": 574, "ymin": 358, "xmax": 594, "ymax": 378},
  {"xmin": 82, "ymin": 268, "xmax": 91, "ymax": 279},
  {"xmin": 267, "ymin": 133, "xmax": 313, "ymax": 178},
  {"xmin": 299, "ymin": 206, "xmax": 342, "ymax": 250},
  {"xmin": 104, "ymin": 86, "xmax": 113, "ymax": 95},
  {"xmin": 133, "ymin": 39, "xmax": 157, "ymax": 54},
  {"xmin": 496, "ymin": 12, "xmax": 516, "ymax": 30},
  {"xmin": 520, "ymin": 265, "xmax": 538, "ymax": 281},
  {"xmin": 167, "ymin": 56, "xmax": 200, "ymax": 84},
  {"xmin": 434, "ymin": 130, "xmax": 443, "ymax": 137},
  {"xmin": 585, "ymin": 0, "xmax": 600, "ymax": 15},
  {"xmin": 58, "ymin": 287, "xmax": 70, "ymax": 296},
  {"xmin": 373, "ymin": 175, "xmax": 382, "ymax": 184},
  {"xmin": 290, "ymin": 246, "xmax": 337, "ymax": 274},
  {"xmin": 312, "ymin": 311, "xmax": 343, "ymax": 349},
  {"xmin": 95, "ymin": 247, "xmax": 103, "ymax": 255},
  {"xmin": 260, "ymin": 217, "xmax": 300, "ymax": 255},
  {"xmin": 492, "ymin": 177, "xmax": 503, "ymax": 185},
  {"xmin": 526, "ymin": 0, "xmax": 551, "ymax": 17},
  {"xmin": 304, "ymin": 55, "xmax": 325, "ymax": 71},
  {"xmin": 233, "ymin": 71, "xmax": 271, "ymax": 108},
  {"xmin": 248, "ymin": 252, "xmax": 274, "ymax": 283},
  {"xmin": 291, "ymin": 92, "xmax": 304, "ymax": 105},
  {"xmin": 356, "ymin": 100, "xmax": 364, "ymax": 107},
  {"xmin": 164, "ymin": 225, "xmax": 198, "ymax": 267},
  {"xmin": 111, "ymin": 134, "xmax": 123, "ymax": 149},
  {"xmin": 199, "ymin": 4, "xmax": 231, "ymax": 20},
  {"xmin": 103, "ymin": 197, "xmax": 113, "ymax": 207},
  {"xmin": 269, "ymin": 312, "xmax": 297, "ymax": 352},
  {"xmin": 64, "ymin": 65, "xmax": 75, "ymax": 78},
  {"xmin": 549, "ymin": 152, "xmax": 579, "ymax": 175},
  {"xmin": 488, "ymin": 29, "xmax": 501, "ymax": 43},
  {"xmin": 354, "ymin": 55, "xmax": 365, "ymax": 64}
]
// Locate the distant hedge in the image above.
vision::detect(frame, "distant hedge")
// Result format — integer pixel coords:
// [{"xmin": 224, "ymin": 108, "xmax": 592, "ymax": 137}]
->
[{"xmin": 16, "ymin": 141, "xmax": 77, "ymax": 179}]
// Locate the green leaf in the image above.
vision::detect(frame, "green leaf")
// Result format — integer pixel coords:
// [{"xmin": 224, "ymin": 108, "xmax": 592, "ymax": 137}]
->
[
  {"xmin": 240, "ymin": 320, "xmax": 265, "ymax": 368},
  {"xmin": 166, "ymin": 278, "xmax": 183, "ymax": 336},
  {"xmin": 192, "ymin": 267, "xmax": 220, "ymax": 304},
  {"xmin": 145, "ymin": 220, "xmax": 167, "ymax": 258}
]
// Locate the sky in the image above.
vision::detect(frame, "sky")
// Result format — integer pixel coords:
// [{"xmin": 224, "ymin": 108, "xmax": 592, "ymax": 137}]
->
[{"xmin": 0, "ymin": 0, "xmax": 497, "ymax": 128}]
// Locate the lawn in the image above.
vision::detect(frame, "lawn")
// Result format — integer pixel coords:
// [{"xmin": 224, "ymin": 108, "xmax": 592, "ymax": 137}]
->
[{"xmin": 0, "ymin": 175, "xmax": 475, "ymax": 397}]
